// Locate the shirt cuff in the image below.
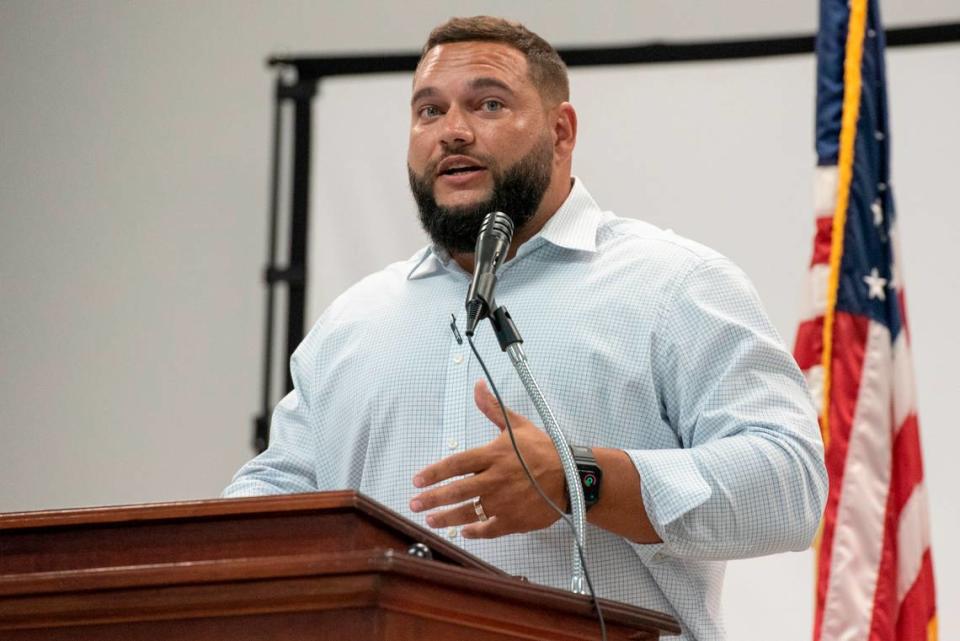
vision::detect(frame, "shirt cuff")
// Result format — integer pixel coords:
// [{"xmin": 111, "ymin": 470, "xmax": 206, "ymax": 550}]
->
[
  {"xmin": 625, "ymin": 447, "xmax": 713, "ymax": 553},
  {"xmin": 627, "ymin": 539, "xmax": 669, "ymax": 564}
]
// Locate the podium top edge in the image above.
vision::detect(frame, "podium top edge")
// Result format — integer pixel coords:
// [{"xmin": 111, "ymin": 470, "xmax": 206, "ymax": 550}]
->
[{"xmin": 0, "ymin": 491, "xmax": 368, "ymax": 529}]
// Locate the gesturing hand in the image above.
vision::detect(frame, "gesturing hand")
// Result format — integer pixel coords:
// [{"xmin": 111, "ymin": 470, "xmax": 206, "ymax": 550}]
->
[{"xmin": 410, "ymin": 379, "xmax": 567, "ymax": 539}]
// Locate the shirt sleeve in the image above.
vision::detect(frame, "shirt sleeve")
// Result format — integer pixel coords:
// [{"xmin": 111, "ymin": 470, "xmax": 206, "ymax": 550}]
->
[
  {"xmin": 626, "ymin": 257, "xmax": 828, "ymax": 561},
  {"xmin": 221, "ymin": 328, "xmax": 324, "ymax": 498}
]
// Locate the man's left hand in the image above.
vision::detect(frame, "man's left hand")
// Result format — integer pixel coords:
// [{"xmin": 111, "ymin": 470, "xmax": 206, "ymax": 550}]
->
[{"xmin": 410, "ymin": 380, "xmax": 567, "ymax": 539}]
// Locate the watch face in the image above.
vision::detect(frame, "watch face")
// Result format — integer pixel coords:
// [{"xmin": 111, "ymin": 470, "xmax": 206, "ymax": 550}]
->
[
  {"xmin": 570, "ymin": 446, "xmax": 602, "ymax": 509},
  {"xmin": 583, "ymin": 472, "xmax": 598, "ymax": 489},
  {"xmin": 582, "ymin": 471, "xmax": 600, "ymax": 503}
]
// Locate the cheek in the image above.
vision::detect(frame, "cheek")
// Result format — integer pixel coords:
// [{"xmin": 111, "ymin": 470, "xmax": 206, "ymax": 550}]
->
[
  {"xmin": 407, "ymin": 130, "xmax": 432, "ymax": 169},
  {"xmin": 483, "ymin": 119, "xmax": 536, "ymax": 155}
]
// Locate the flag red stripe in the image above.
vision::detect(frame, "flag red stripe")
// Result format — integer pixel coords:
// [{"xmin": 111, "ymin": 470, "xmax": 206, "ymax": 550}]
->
[
  {"xmin": 794, "ymin": 316, "xmax": 824, "ymax": 370},
  {"xmin": 891, "ymin": 415, "xmax": 924, "ymax": 515},
  {"xmin": 811, "ymin": 216, "xmax": 834, "ymax": 266},
  {"xmin": 866, "ymin": 456, "xmax": 899, "ymax": 641},
  {"xmin": 896, "ymin": 550, "xmax": 937, "ymax": 641},
  {"xmin": 813, "ymin": 311, "xmax": 871, "ymax": 639}
]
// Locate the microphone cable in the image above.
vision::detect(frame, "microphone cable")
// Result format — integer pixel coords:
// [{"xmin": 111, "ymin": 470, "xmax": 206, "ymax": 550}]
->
[{"xmin": 466, "ymin": 333, "xmax": 607, "ymax": 641}]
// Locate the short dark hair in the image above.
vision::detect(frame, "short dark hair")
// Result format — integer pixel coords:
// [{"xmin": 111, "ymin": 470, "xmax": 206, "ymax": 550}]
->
[{"xmin": 419, "ymin": 16, "xmax": 569, "ymax": 105}]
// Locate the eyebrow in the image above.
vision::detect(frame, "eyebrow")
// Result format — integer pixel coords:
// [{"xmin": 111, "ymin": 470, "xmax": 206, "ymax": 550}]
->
[
  {"xmin": 411, "ymin": 86, "xmax": 439, "ymax": 106},
  {"xmin": 468, "ymin": 77, "xmax": 514, "ymax": 95},
  {"xmin": 410, "ymin": 77, "xmax": 516, "ymax": 106}
]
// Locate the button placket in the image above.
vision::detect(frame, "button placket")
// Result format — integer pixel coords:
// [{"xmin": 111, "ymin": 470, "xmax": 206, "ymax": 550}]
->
[{"xmin": 441, "ymin": 312, "xmax": 468, "ymax": 463}]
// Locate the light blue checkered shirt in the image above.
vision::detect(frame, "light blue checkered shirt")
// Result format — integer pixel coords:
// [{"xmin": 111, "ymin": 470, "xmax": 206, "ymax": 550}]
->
[{"xmin": 224, "ymin": 179, "xmax": 827, "ymax": 641}]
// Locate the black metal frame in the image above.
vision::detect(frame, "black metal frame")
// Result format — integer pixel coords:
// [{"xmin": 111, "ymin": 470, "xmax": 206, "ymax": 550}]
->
[
  {"xmin": 253, "ymin": 21, "xmax": 960, "ymax": 451},
  {"xmin": 253, "ymin": 76, "xmax": 316, "ymax": 452}
]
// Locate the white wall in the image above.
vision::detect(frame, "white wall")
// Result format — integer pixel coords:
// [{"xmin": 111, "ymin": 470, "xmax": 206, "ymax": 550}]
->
[{"xmin": 1, "ymin": 2, "xmax": 957, "ymax": 640}]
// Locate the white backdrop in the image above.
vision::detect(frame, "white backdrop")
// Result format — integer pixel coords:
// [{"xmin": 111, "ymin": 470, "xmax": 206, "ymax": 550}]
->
[{"xmin": 308, "ymin": 46, "xmax": 960, "ymax": 641}]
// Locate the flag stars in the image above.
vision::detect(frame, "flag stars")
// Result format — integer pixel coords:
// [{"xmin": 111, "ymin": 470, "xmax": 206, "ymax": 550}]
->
[
  {"xmin": 875, "ymin": 130, "xmax": 885, "ymax": 141},
  {"xmin": 863, "ymin": 268, "xmax": 888, "ymax": 301}
]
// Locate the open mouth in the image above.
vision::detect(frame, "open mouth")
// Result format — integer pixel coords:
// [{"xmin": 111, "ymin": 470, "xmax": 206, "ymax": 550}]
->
[
  {"xmin": 439, "ymin": 165, "xmax": 485, "ymax": 177},
  {"xmin": 436, "ymin": 155, "xmax": 488, "ymax": 181}
]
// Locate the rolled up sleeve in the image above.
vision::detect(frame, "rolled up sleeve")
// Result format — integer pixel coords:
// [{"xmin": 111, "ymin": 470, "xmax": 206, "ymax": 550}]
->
[{"xmin": 628, "ymin": 257, "xmax": 827, "ymax": 561}]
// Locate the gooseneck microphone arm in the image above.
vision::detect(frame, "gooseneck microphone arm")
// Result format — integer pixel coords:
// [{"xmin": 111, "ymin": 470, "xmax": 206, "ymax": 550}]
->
[
  {"xmin": 501, "ymin": 332, "xmax": 589, "ymax": 595},
  {"xmin": 464, "ymin": 213, "xmax": 588, "ymax": 595}
]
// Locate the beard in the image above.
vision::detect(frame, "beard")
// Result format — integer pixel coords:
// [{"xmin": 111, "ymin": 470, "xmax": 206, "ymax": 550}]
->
[{"xmin": 408, "ymin": 136, "xmax": 553, "ymax": 255}]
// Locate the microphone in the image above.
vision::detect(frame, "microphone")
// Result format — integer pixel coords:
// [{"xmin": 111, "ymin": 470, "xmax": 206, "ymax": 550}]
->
[{"xmin": 465, "ymin": 212, "xmax": 514, "ymax": 337}]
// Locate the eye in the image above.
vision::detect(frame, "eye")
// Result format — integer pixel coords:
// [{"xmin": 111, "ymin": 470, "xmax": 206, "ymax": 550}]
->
[
  {"xmin": 418, "ymin": 104, "xmax": 441, "ymax": 119},
  {"xmin": 480, "ymin": 99, "xmax": 504, "ymax": 112}
]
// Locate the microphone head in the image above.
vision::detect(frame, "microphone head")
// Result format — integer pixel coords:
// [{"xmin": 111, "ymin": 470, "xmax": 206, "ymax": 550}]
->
[
  {"xmin": 472, "ymin": 211, "xmax": 514, "ymax": 276},
  {"xmin": 475, "ymin": 211, "xmax": 515, "ymax": 257},
  {"xmin": 465, "ymin": 212, "xmax": 514, "ymax": 336}
]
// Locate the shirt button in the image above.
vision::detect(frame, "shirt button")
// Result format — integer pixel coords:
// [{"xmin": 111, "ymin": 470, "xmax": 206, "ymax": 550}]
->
[
  {"xmin": 447, "ymin": 438, "xmax": 459, "ymax": 450},
  {"xmin": 453, "ymin": 354, "xmax": 464, "ymax": 364},
  {"xmin": 446, "ymin": 527, "xmax": 458, "ymax": 539}
]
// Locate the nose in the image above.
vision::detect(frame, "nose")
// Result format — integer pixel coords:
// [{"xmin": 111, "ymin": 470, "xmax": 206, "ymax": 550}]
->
[{"xmin": 439, "ymin": 105, "xmax": 474, "ymax": 148}]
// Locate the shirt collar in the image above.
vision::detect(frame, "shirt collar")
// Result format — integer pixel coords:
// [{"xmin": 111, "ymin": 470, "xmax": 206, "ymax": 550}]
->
[
  {"xmin": 407, "ymin": 177, "xmax": 606, "ymax": 280},
  {"xmin": 528, "ymin": 177, "xmax": 606, "ymax": 254}
]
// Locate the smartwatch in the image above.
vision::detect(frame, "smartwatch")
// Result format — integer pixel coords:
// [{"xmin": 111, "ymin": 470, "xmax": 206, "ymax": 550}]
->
[{"xmin": 569, "ymin": 445, "xmax": 603, "ymax": 511}]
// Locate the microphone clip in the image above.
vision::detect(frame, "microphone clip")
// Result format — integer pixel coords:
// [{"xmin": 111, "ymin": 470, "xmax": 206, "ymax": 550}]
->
[{"xmin": 489, "ymin": 305, "xmax": 523, "ymax": 351}]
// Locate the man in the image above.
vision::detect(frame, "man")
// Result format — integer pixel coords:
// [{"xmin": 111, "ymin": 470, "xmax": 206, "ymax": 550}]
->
[{"xmin": 225, "ymin": 16, "xmax": 827, "ymax": 641}]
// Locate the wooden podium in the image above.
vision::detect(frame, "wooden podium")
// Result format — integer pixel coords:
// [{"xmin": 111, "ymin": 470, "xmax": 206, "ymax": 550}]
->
[{"xmin": 0, "ymin": 491, "xmax": 680, "ymax": 640}]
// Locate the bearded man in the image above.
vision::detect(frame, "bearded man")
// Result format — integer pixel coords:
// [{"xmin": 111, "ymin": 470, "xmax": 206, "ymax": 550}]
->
[{"xmin": 225, "ymin": 16, "xmax": 827, "ymax": 641}]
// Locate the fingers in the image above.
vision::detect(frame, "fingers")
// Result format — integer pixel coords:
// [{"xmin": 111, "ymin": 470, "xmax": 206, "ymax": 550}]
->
[
  {"xmin": 410, "ymin": 473, "xmax": 485, "ymax": 513},
  {"xmin": 414, "ymin": 448, "xmax": 488, "ymax": 489},
  {"xmin": 462, "ymin": 515, "xmax": 511, "ymax": 539},
  {"xmin": 422, "ymin": 502, "xmax": 512, "ymax": 537},
  {"xmin": 422, "ymin": 500, "xmax": 483, "ymax": 529},
  {"xmin": 474, "ymin": 379, "xmax": 525, "ymax": 432}
]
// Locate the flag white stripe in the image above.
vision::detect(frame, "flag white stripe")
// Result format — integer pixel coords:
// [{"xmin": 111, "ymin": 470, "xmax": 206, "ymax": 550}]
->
[
  {"xmin": 799, "ymin": 263, "xmax": 832, "ymax": 322},
  {"xmin": 804, "ymin": 364, "xmax": 825, "ymax": 410},
  {"xmin": 815, "ymin": 165, "xmax": 840, "ymax": 216},
  {"xmin": 892, "ymin": 331, "xmax": 916, "ymax": 433},
  {"xmin": 820, "ymin": 321, "xmax": 893, "ymax": 641},
  {"xmin": 897, "ymin": 482, "xmax": 931, "ymax": 604}
]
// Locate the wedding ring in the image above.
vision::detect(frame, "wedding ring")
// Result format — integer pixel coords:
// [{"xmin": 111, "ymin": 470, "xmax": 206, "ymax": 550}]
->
[{"xmin": 473, "ymin": 497, "xmax": 488, "ymax": 522}]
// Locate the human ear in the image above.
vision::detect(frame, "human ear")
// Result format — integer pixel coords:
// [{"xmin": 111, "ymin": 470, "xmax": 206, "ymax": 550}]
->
[{"xmin": 552, "ymin": 102, "xmax": 577, "ymax": 162}]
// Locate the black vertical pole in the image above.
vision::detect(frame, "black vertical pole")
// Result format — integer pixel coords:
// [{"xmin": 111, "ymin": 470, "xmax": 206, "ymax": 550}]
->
[
  {"xmin": 253, "ymin": 74, "xmax": 318, "ymax": 453},
  {"xmin": 283, "ymin": 78, "xmax": 317, "ymax": 396}
]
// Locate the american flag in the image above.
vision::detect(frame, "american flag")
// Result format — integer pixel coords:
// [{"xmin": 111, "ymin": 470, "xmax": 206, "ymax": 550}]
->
[{"xmin": 794, "ymin": 0, "xmax": 938, "ymax": 640}]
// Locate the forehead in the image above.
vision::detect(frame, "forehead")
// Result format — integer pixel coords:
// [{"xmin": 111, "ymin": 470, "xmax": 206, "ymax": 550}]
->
[{"xmin": 413, "ymin": 41, "xmax": 531, "ymax": 93}]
